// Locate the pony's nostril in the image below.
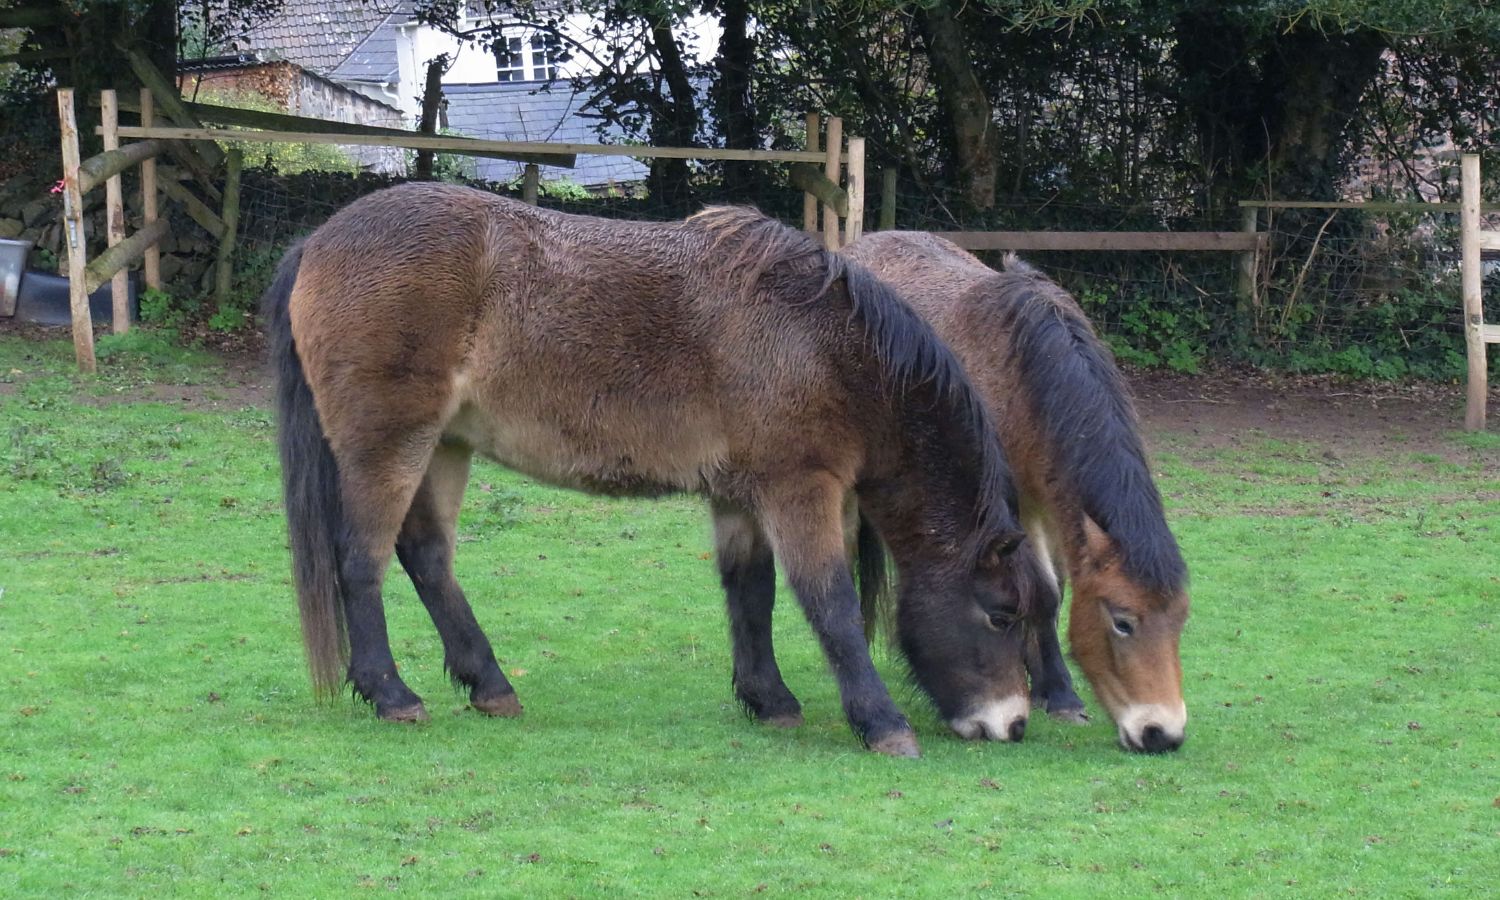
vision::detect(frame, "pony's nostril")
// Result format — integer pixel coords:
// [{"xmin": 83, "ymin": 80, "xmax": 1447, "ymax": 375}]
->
[
  {"xmin": 1139, "ymin": 724, "xmax": 1182, "ymax": 753},
  {"xmin": 1007, "ymin": 718, "xmax": 1027, "ymax": 743}
]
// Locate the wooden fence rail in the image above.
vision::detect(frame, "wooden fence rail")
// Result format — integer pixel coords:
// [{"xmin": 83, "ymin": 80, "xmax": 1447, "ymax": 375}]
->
[
  {"xmin": 1240, "ymin": 199, "xmax": 1500, "ymax": 213},
  {"xmin": 110, "ymin": 125, "xmax": 829, "ymax": 165},
  {"xmin": 932, "ymin": 231, "xmax": 1262, "ymax": 252},
  {"xmin": 110, "ymin": 114, "xmax": 866, "ymax": 251}
]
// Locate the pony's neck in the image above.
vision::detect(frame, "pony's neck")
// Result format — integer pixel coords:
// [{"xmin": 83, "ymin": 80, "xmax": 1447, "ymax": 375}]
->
[
  {"xmin": 858, "ymin": 409, "xmax": 994, "ymax": 570},
  {"xmin": 983, "ymin": 275, "xmax": 1184, "ymax": 596}
]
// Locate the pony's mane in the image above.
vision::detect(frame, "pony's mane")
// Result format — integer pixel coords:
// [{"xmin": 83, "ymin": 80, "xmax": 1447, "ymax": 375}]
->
[
  {"xmin": 688, "ymin": 206, "xmax": 1018, "ymax": 545},
  {"xmin": 991, "ymin": 255, "xmax": 1187, "ymax": 594}
]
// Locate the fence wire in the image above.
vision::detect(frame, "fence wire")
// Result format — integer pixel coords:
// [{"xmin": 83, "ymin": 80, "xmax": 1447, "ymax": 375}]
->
[{"xmin": 224, "ymin": 161, "xmax": 1498, "ymax": 381}]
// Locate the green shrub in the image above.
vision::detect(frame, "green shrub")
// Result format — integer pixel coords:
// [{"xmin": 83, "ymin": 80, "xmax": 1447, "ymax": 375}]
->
[
  {"xmin": 137, "ymin": 287, "xmax": 197, "ymax": 333},
  {"xmin": 538, "ymin": 177, "xmax": 593, "ymax": 201},
  {"xmin": 195, "ymin": 89, "xmax": 361, "ymax": 176},
  {"xmin": 210, "ymin": 244, "xmax": 285, "ymax": 332},
  {"xmin": 1079, "ymin": 287, "xmax": 1208, "ymax": 374}
]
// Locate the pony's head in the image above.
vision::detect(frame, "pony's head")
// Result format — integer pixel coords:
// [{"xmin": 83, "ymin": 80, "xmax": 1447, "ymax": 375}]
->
[
  {"xmin": 894, "ymin": 531, "xmax": 1058, "ymax": 743},
  {"xmin": 859, "ymin": 508, "xmax": 1049, "ymax": 744},
  {"xmin": 1067, "ymin": 517, "xmax": 1189, "ymax": 752}
]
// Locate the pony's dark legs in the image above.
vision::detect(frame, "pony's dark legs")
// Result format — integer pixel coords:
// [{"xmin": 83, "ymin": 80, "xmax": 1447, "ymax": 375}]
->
[
  {"xmin": 395, "ymin": 441, "xmax": 519, "ymax": 716},
  {"xmin": 1026, "ymin": 615, "xmax": 1088, "ymax": 722},
  {"xmin": 339, "ymin": 534, "xmax": 427, "ymax": 721},
  {"xmin": 711, "ymin": 501, "xmax": 802, "ymax": 727},
  {"xmin": 758, "ymin": 474, "xmax": 918, "ymax": 757},
  {"xmin": 333, "ymin": 423, "xmax": 443, "ymax": 721},
  {"xmin": 1013, "ymin": 521, "xmax": 1087, "ymax": 721}
]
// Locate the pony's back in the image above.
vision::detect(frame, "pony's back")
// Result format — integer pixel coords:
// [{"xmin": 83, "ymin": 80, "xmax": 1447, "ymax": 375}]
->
[{"xmin": 841, "ymin": 231, "xmax": 1186, "ymax": 598}]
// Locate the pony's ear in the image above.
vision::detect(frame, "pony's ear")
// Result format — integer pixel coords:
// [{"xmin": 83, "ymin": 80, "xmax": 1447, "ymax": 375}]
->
[
  {"xmin": 1080, "ymin": 516, "xmax": 1118, "ymax": 568},
  {"xmin": 979, "ymin": 529, "xmax": 1026, "ymax": 570}
]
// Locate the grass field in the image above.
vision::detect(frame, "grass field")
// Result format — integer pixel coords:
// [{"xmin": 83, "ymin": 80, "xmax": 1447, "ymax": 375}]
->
[{"xmin": 2, "ymin": 332, "xmax": 1497, "ymax": 896}]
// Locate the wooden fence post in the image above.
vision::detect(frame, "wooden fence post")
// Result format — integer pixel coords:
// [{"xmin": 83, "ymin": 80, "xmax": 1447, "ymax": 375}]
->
[
  {"xmin": 56, "ymin": 88, "xmax": 96, "ymax": 373},
  {"xmin": 1235, "ymin": 205, "xmax": 1259, "ymax": 313},
  {"xmin": 214, "ymin": 148, "xmax": 243, "ymax": 308},
  {"xmin": 879, "ymin": 167, "xmax": 897, "ymax": 231},
  {"xmin": 803, "ymin": 112, "xmax": 820, "ymax": 235},
  {"xmin": 821, "ymin": 116, "xmax": 842, "ymax": 250},
  {"xmin": 100, "ymin": 89, "xmax": 130, "ymax": 333},
  {"xmin": 140, "ymin": 88, "xmax": 160, "ymax": 292},
  {"xmin": 1461, "ymin": 153, "xmax": 1487, "ymax": 431},
  {"xmin": 522, "ymin": 163, "xmax": 539, "ymax": 205},
  {"xmin": 844, "ymin": 137, "xmax": 865, "ymax": 245}
]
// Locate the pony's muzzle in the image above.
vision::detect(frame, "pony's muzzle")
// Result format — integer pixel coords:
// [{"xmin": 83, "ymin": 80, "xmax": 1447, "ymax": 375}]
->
[
  {"xmin": 1116, "ymin": 702, "xmax": 1187, "ymax": 753},
  {"xmin": 949, "ymin": 696, "xmax": 1029, "ymax": 743}
]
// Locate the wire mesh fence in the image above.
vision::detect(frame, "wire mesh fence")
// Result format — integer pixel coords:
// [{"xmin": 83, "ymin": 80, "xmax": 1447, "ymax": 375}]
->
[
  {"xmin": 881, "ymin": 176, "xmax": 1498, "ymax": 380},
  {"xmin": 220, "ymin": 156, "xmax": 1499, "ymax": 382}
]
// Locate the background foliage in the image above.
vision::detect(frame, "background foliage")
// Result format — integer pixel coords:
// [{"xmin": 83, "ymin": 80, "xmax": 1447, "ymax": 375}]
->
[{"xmin": 2, "ymin": 0, "xmax": 1498, "ymax": 377}]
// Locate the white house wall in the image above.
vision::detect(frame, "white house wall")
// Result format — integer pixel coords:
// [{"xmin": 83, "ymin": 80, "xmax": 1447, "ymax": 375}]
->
[{"xmin": 390, "ymin": 13, "xmax": 721, "ymax": 120}]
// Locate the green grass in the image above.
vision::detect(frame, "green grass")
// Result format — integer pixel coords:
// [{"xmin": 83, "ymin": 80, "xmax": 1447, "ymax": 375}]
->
[{"xmin": 2, "ymin": 333, "xmax": 1497, "ymax": 896}]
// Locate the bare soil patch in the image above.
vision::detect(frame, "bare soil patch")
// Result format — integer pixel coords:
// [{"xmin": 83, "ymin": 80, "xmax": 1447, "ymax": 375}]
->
[
  {"xmin": 1129, "ymin": 367, "xmax": 1500, "ymax": 461},
  {"xmin": 5, "ymin": 320, "xmax": 1498, "ymax": 463}
]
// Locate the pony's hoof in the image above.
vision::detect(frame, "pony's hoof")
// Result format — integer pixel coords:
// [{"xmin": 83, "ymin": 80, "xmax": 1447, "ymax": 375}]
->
[
  {"xmin": 761, "ymin": 711, "xmax": 804, "ymax": 729},
  {"xmin": 379, "ymin": 702, "xmax": 430, "ymax": 723},
  {"xmin": 472, "ymin": 692, "xmax": 523, "ymax": 718},
  {"xmin": 869, "ymin": 730, "xmax": 922, "ymax": 758},
  {"xmin": 1048, "ymin": 706, "xmax": 1090, "ymax": 725}
]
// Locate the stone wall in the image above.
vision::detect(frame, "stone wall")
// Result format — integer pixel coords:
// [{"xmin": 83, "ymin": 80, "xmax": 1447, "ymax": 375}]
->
[
  {"xmin": 0, "ymin": 165, "xmax": 413, "ymax": 302},
  {"xmin": 182, "ymin": 62, "xmax": 407, "ymax": 174},
  {"xmin": 0, "ymin": 177, "xmax": 226, "ymax": 294}
]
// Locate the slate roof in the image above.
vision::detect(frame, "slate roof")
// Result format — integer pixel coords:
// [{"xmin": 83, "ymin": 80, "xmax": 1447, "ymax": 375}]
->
[
  {"xmin": 442, "ymin": 82, "xmax": 648, "ymax": 187},
  {"xmin": 239, "ymin": 0, "xmax": 399, "ymax": 75},
  {"xmin": 328, "ymin": 3, "xmax": 413, "ymax": 84}
]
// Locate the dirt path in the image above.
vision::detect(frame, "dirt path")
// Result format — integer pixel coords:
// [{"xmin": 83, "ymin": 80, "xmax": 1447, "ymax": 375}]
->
[
  {"xmin": 1130, "ymin": 369, "xmax": 1499, "ymax": 460},
  {"xmin": 5, "ymin": 320, "xmax": 1498, "ymax": 460}
]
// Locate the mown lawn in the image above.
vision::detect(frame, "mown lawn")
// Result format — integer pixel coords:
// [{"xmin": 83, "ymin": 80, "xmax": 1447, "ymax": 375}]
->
[{"xmin": 1, "ymin": 332, "xmax": 1497, "ymax": 896}]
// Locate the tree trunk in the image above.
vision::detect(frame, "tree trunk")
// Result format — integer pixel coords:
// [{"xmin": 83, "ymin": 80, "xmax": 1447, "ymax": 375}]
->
[
  {"xmin": 645, "ymin": 10, "xmax": 699, "ymax": 214},
  {"xmin": 1259, "ymin": 29, "xmax": 1388, "ymax": 200},
  {"xmin": 414, "ymin": 56, "xmax": 446, "ymax": 180},
  {"xmin": 1175, "ymin": 12, "xmax": 1387, "ymax": 208},
  {"xmin": 1172, "ymin": 9, "xmax": 1259, "ymax": 213},
  {"xmin": 712, "ymin": 0, "xmax": 759, "ymax": 200},
  {"xmin": 917, "ymin": 0, "xmax": 999, "ymax": 211}
]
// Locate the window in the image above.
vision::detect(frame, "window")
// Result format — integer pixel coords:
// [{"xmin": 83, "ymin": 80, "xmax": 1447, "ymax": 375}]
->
[
  {"xmin": 492, "ymin": 29, "xmax": 561, "ymax": 82},
  {"xmin": 529, "ymin": 34, "xmax": 561, "ymax": 82},
  {"xmin": 495, "ymin": 36, "xmax": 526, "ymax": 82}
]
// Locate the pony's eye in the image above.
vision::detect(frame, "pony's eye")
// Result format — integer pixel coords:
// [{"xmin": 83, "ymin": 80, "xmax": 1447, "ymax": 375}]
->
[
  {"xmin": 1111, "ymin": 617, "xmax": 1135, "ymax": 637},
  {"xmin": 987, "ymin": 611, "xmax": 1017, "ymax": 630}
]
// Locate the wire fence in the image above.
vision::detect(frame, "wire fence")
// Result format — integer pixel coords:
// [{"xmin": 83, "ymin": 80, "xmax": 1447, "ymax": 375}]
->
[
  {"xmin": 883, "ymin": 178, "xmax": 1498, "ymax": 379},
  {"xmin": 222, "ymin": 159, "xmax": 1499, "ymax": 381}
]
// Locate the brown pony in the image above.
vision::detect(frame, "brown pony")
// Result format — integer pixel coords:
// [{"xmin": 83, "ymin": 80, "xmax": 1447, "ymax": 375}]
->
[
  {"xmin": 265, "ymin": 183, "xmax": 1042, "ymax": 757},
  {"xmin": 836, "ymin": 232, "xmax": 1192, "ymax": 753}
]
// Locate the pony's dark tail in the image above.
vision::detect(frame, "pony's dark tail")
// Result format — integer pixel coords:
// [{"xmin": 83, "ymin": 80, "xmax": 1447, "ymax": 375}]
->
[
  {"xmin": 264, "ymin": 241, "xmax": 348, "ymax": 698},
  {"xmin": 855, "ymin": 511, "xmax": 894, "ymax": 645}
]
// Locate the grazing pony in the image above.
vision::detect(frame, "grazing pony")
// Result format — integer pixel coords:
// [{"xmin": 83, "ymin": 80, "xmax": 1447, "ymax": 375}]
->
[
  {"xmin": 840, "ymin": 233, "xmax": 1191, "ymax": 753},
  {"xmin": 266, "ymin": 183, "xmax": 1040, "ymax": 757}
]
